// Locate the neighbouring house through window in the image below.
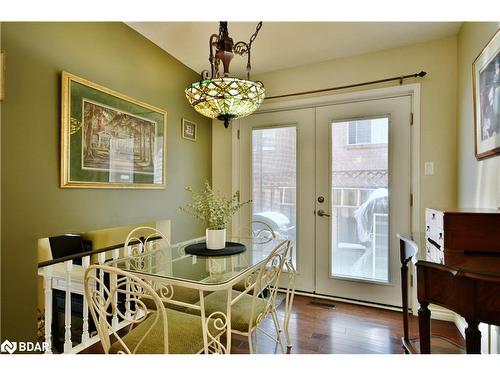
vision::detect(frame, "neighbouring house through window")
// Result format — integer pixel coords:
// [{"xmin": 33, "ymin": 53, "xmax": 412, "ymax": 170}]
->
[{"xmin": 348, "ymin": 119, "xmax": 388, "ymax": 145}]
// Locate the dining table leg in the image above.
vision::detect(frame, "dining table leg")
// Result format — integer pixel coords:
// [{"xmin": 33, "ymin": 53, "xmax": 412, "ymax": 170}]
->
[
  {"xmin": 199, "ymin": 290, "xmax": 209, "ymax": 354},
  {"xmin": 226, "ymin": 287, "xmax": 232, "ymax": 354}
]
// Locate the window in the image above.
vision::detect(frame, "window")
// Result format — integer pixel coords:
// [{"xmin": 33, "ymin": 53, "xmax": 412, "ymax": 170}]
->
[
  {"xmin": 347, "ymin": 119, "xmax": 388, "ymax": 145},
  {"xmin": 261, "ymin": 129, "xmax": 276, "ymax": 151},
  {"xmin": 252, "ymin": 126, "xmax": 297, "ymax": 267},
  {"xmin": 332, "ymin": 117, "xmax": 389, "ymax": 282}
]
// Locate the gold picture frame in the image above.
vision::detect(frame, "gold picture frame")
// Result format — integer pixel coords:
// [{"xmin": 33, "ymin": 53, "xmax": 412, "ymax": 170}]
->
[
  {"xmin": 61, "ymin": 71, "xmax": 167, "ymax": 189},
  {"xmin": 182, "ymin": 118, "xmax": 197, "ymax": 141},
  {"xmin": 0, "ymin": 50, "xmax": 5, "ymax": 102},
  {"xmin": 473, "ymin": 28, "xmax": 500, "ymax": 160}
]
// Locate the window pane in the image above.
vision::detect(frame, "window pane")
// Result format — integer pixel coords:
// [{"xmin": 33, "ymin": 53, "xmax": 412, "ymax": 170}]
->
[
  {"xmin": 331, "ymin": 117, "xmax": 389, "ymax": 282},
  {"xmin": 371, "ymin": 118, "xmax": 389, "ymax": 144},
  {"xmin": 348, "ymin": 122, "xmax": 357, "ymax": 144},
  {"xmin": 356, "ymin": 120, "xmax": 371, "ymax": 144},
  {"xmin": 252, "ymin": 127, "xmax": 297, "ymax": 266}
]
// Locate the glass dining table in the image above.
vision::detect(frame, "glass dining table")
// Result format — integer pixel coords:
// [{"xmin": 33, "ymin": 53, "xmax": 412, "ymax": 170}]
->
[{"xmin": 108, "ymin": 236, "xmax": 293, "ymax": 354}]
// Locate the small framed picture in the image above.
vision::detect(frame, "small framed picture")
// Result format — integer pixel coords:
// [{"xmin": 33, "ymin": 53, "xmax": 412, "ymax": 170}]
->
[
  {"xmin": 473, "ymin": 28, "xmax": 500, "ymax": 160},
  {"xmin": 182, "ymin": 118, "xmax": 197, "ymax": 141}
]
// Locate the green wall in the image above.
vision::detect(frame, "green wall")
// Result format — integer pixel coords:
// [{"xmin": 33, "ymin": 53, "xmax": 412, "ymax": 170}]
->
[{"xmin": 0, "ymin": 22, "xmax": 212, "ymax": 341}]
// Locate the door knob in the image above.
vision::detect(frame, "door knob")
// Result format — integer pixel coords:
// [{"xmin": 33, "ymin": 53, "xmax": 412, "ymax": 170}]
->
[{"xmin": 317, "ymin": 209, "xmax": 330, "ymax": 217}]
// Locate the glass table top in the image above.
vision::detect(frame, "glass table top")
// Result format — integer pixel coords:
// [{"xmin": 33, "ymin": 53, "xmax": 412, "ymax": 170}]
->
[{"xmin": 109, "ymin": 236, "xmax": 288, "ymax": 287}]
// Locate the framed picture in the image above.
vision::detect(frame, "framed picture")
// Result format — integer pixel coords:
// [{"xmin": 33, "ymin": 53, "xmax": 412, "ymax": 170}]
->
[
  {"xmin": 182, "ymin": 118, "xmax": 197, "ymax": 141},
  {"xmin": 181, "ymin": 118, "xmax": 197, "ymax": 141},
  {"xmin": 0, "ymin": 50, "xmax": 5, "ymax": 102},
  {"xmin": 473, "ymin": 28, "xmax": 500, "ymax": 160},
  {"xmin": 61, "ymin": 71, "xmax": 167, "ymax": 188}
]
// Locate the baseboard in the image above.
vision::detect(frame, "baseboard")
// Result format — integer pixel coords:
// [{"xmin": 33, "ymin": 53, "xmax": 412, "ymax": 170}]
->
[
  {"xmin": 288, "ymin": 290, "xmax": 463, "ymax": 324},
  {"xmin": 287, "ymin": 290, "xmax": 402, "ymax": 312},
  {"xmin": 453, "ymin": 314, "xmax": 467, "ymax": 338},
  {"xmin": 429, "ymin": 305, "xmax": 456, "ymax": 323}
]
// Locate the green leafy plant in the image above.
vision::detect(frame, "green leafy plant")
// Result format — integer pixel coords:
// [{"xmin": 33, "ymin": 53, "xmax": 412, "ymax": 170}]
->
[{"xmin": 179, "ymin": 181, "xmax": 251, "ymax": 230}]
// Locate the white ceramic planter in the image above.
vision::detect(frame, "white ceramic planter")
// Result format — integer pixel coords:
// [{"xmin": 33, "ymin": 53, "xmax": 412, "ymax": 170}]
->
[{"xmin": 206, "ymin": 228, "xmax": 226, "ymax": 250}]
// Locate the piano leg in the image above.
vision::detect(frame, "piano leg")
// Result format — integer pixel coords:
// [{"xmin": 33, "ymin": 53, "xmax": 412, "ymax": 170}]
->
[
  {"xmin": 418, "ymin": 302, "xmax": 431, "ymax": 354},
  {"xmin": 465, "ymin": 320, "xmax": 481, "ymax": 354}
]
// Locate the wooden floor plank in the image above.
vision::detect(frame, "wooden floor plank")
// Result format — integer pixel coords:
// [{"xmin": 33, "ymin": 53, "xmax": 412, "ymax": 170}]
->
[
  {"xmin": 81, "ymin": 294, "xmax": 464, "ymax": 354},
  {"xmin": 230, "ymin": 295, "xmax": 464, "ymax": 354}
]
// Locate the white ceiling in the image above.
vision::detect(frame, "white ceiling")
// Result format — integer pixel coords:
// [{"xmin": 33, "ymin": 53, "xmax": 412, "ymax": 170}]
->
[{"xmin": 127, "ymin": 22, "xmax": 462, "ymax": 77}]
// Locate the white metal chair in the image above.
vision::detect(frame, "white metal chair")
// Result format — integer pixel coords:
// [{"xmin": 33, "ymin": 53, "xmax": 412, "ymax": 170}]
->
[
  {"xmin": 233, "ymin": 220, "xmax": 277, "ymax": 293},
  {"xmin": 200, "ymin": 240, "xmax": 291, "ymax": 353},
  {"xmin": 236, "ymin": 220, "xmax": 278, "ymax": 244},
  {"xmin": 84, "ymin": 264, "xmax": 222, "ymax": 354},
  {"xmin": 282, "ymin": 245, "xmax": 296, "ymax": 353},
  {"xmin": 124, "ymin": 226, "xmax": 201, "ymax": 311},
  {"xmin": 124, "ymin": 226, "xmax": 171, "ymax": 256},
  {"xmin": 235, "ymin": 220, "xmax": 296, "ymax": 352}
]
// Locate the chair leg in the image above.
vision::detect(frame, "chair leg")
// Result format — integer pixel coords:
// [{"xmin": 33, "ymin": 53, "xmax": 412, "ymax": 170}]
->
[
  {"xmin": 253, "ymin": 328, "xmax": 259, "ymax": 353},
  {"xmin": 283, "ymin": 292, "xmax": 292, "ymax": 350},
  {"xmin": 248, "ymin": 333, "xmax": 254, "ymax": 354},
  {"xmin": 271, "ymin": 310, "xmax": 286, "ymax": 354},
  {"xmin": 284, "ymin": 258, "xmax": 296, "ymax": 353}
]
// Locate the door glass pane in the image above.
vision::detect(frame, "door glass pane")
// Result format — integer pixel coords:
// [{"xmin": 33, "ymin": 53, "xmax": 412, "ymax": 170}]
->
[
  {"xmin": 252, "ymin": 127, "xmax": 297, "ymax": 266},
  {"xmin": 331, "ymin": 117, "xmax": 389, "ymax": 282}
]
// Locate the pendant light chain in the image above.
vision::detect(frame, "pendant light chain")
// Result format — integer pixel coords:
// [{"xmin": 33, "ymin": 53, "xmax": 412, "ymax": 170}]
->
[
  {"xmin": 248, "ymin": 22, "xmax": 263, "ymax": 48},
  {"xmin": 219, "ymin": 22, "xmax": 229, "ymax": 39}
]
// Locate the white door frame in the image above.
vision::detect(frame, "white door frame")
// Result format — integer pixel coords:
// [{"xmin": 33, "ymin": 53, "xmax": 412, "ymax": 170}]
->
[{"xmin": 231, "ymin": 83, "xmax": 421, "ymax": 310}]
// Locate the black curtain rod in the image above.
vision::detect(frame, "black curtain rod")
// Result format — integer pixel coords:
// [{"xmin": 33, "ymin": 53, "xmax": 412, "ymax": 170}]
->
[{"xmin": 264, "ymin": 71, "xmax": 427, "ymax": 100}]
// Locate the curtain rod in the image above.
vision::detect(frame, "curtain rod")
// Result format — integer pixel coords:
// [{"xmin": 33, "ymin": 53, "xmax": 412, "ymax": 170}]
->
[{"xmin": 264, "ymin": 71, "xmax": 427, "ymax": 100}]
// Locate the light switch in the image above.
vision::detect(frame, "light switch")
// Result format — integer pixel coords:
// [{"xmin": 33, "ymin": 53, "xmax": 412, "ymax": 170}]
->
[{"xmin": 424, "ymin": 162, "xmax": 434, "ymax": 175}]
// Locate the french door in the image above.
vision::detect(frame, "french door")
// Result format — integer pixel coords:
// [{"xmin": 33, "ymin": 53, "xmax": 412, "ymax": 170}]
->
[
  {"xmin": 315, "ymin": 96, "xmax": 412, "ymax": 307},
  {"xmin": 238, "ymin": 94, "xmax": 412, "ymax": 307},
  {"xmin": 239, "ymin": 108, "xmax": 316, "ymax": 292}
]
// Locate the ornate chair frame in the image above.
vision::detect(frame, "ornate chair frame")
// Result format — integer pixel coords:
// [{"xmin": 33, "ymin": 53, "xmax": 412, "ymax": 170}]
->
[
  {"xmin": 230, "ymin": 240, "xmax": 291, "ymax": 353},
  {"xmin": 84, "ymin": 264, "xmax": 226, "ymax": 354},
  {"xmin": 124, "ymin": 226, "xmax": 171, "ymax": 256},
  {"xmin": 236, "ymin": 220, "xmax": 296, "ymax": 352}
]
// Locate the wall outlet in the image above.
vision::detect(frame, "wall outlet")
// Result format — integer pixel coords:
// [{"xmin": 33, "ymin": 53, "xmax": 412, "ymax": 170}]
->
[{"xmin": 424, "ymin": 162, "xmax": 434, "ymax": 176}]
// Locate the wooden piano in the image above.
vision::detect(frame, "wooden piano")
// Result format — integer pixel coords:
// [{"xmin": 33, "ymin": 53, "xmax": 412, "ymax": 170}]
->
[{"xmin": 398, "ymin": 207, "xmax": 500, "ymax": 354}]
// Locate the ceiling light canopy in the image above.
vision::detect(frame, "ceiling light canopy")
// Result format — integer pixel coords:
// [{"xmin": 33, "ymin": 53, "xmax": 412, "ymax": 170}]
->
[{"xmin": 185, "ymin": 22, "xmax": 265, "ymax": 128}]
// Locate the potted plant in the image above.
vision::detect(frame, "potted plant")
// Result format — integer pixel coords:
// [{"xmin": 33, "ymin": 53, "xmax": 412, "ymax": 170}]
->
[{"xmin": 179, "ymin": 181, "xmax": 250, "ymax": 250}]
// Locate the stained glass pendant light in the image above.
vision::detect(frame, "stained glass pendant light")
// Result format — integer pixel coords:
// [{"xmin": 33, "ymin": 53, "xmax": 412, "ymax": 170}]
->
[{"xmin": 185, "ymin": 22, "xmax": 265, "ymax": 128}]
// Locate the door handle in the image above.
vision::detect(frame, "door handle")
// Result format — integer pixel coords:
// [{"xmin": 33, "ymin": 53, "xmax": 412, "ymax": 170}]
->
[{"xmin": 317, "ymin": 209, "xmax": 330, "ymax": 217}]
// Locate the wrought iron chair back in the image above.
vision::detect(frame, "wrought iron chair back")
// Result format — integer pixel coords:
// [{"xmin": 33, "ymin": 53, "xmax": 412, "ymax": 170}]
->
[
  {"xmin": 84, "ymin": 264, "xmax": 169, "ymax": 354},
  {"xmin": 245, "ymin": 241, "xmax": 290, "ymax": 332},
  {"xmin": 124, "ymin": 226, "xmax": 170, "ymax": 256},
  {"xmin": 236, "ymin": 221, "xmax": 296, "ymax": 352},
  {"xmin": 237, "ymin": 220, "xmax": 279, "ymax": 243}
]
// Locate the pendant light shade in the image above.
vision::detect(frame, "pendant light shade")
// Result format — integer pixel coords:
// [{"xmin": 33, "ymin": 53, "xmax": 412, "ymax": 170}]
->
[
  {"xmin": 185, "ymin": 77, "xmax": 265, "ymax": 127},
  {"xmin": 185, "ymin": 22, "xmax": 265, "ymax": 128}
]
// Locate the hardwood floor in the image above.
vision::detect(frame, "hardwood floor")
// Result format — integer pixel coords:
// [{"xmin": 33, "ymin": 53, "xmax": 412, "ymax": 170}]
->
[
  {"xmin": 231, "ymin": 294, "xmax": 464, "ymax": 354},
  {"xmin": 82, "ymin": 294, "xmax": 464, "ymax": 354}
]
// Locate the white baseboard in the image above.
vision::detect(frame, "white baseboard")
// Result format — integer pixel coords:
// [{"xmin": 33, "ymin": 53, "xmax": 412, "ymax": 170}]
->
[
  {"xmin": 429, "ymin": 305, "xmax": 456, "ymax": 322},
  {"xmin": 289, "ymin": 290, "xmax": 402, "ymax": 312},
  {"xmin": 429, "ymin": 309, "xmax": 496, "ymax": 354},
  {"xmin": 453, "ymin": 314, "xmax": 467, "ymax": 338}
]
